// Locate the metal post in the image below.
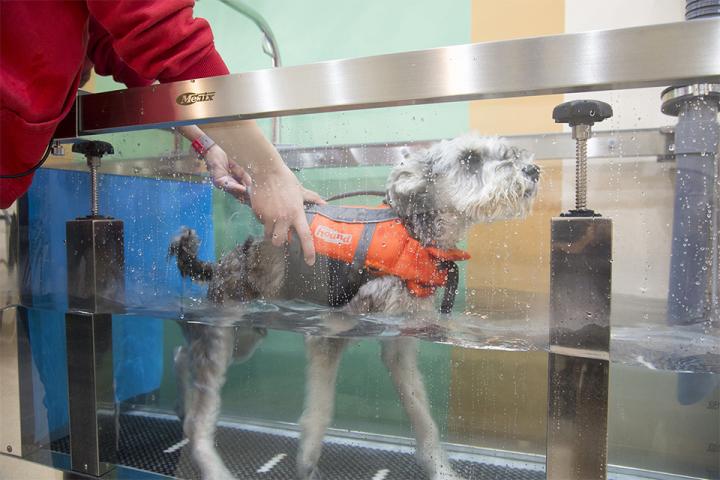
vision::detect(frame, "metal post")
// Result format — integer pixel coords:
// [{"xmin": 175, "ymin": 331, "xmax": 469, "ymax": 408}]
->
[
  {"xmin": 0, "ymin": 306, "xmax": 35, "ymax": 458},
  {"xmin": 548, "ymin": 100, "xmax": 614, "ymax": 480},
  {"xmin": 65, "ymin": 311, "xmax": 116, "ymax": 476},
  {"xmin": 0, "ymin": 199, "xmax": 35, "ymax": 458},
  {"xmin": 1, "ymin": 199, "xmax": 32, "ymax": 309},
  {"xmin": 65, "ymin": 140, "xmax": 123, "ymax": 476},
  {"xmin": 547, "ymin": 218, "xmax": 612, "ymax": 480}
]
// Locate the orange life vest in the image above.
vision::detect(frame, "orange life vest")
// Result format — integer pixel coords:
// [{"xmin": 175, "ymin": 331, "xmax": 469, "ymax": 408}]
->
[{"xmin": 304, "ymin": 204, "xmax": 470, "ymax": 300}]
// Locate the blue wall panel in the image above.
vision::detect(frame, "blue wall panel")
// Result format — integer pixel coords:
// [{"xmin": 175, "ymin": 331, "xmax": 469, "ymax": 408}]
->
[{"xmin": 26, "ymin": 169, "xmax": 214, "ymax": 433}]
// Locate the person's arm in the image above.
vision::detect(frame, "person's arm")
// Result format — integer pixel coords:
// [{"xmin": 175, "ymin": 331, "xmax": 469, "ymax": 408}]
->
[
  {"xmin": 86, "ymin": 0, "xmax": 228, "ymax": 82},
  {"xmin": 86, "ymin": 18, "xmax": 153, "ymax": 88},
  {"xmin": 177, "ymin": 123, "xmax": 324, "ymax": 266},
  {"xmin": 86, "ymin": 1, "xmax": 323, "ymax": 264},
  {"xmin": 175, "ymin": 125, "xmax": 251, "ymax": 201}
]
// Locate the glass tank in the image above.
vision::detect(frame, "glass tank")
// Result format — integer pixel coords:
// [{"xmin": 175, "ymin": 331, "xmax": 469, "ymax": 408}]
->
[
  {"xmin": 1, "ymin": 13, "xmax": 719, "ymax": 480},
  {"xmin": 3, "ymin": 92, "xmax": 717, "ymax": 480}
]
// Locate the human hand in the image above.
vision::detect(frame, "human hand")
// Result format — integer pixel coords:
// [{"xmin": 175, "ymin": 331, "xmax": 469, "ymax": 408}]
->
[
  {"xmin": 249, "ymin": 165, "xmax": 325, "ymax": 265},
  {"xmin": 177, "ymin": 122, "xmax": 325, "ymax": 265},
  {"xmin": 204, "ymin": 145, "xmax": 252, "ymax": 203}
]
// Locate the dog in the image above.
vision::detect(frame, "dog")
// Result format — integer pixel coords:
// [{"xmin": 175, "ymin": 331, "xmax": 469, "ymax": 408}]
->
[{"xmin": 169, "ymin": 134, "xmax": 540, "ymax": 480}]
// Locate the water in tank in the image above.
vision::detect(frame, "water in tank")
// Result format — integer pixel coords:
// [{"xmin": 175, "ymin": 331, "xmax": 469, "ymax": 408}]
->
[{"xmin": 3, "ymin": 90, "xmax": 717, "ymax": 480}]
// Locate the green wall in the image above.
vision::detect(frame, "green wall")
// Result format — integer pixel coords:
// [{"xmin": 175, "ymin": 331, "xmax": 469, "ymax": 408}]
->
[
  {"xmin": 98, "ymin": 0, "xmax": 472, "ymax": 439},
  {"xmin": 197, "ymin": 0, "xmax": 470, "ymax": 145},
  {"xmin": 95, "ymin": 0, "xmax": 471, "ymax": 146}
]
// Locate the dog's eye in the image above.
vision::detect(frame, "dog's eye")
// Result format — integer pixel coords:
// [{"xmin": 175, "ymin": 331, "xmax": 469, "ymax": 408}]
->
[
  {"xmin": 459, "ymin": 150, "xmax": 483, "ymax": 169},
  {"xmin": 505, "ymin": 146, "xmax": 521, "ymax": 161},
  {"xmin": 497, "ymin": 160, "xmax": 514, "ymax": 170}
]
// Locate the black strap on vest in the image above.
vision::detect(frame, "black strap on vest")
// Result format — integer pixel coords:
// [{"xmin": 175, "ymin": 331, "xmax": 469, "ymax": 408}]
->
[{"xmin": 439, "ymin": 261, "xmax": 460, "ymax": 314}]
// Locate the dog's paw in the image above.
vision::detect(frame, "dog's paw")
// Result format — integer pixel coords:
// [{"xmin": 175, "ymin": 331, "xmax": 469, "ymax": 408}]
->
[
  {"xmin": 169, "ymin": 227, "xmax": 200, "ymax": 259},
  {"xmin": 428, "ymin": 461, "xmax": 465, "ymax": 480},
  {"xmin": 297, "ymin": 451, "xmax": 324, "ymax": 480},
  {"xmin": 190, "ymin": 440, "xmax": 235, "ymax": 480},
  {"xmin": 430, "ymin": 468, "xmax": 465, "ymax": 480},
  {"xmin": 200, "ymin": 465, "xmax": 235, "ymax": 480},
  {"xmin": 195, "ymin": 455, "xmax": 236, "ymax": 480},
  {"xmin": 297, "ymin": 464, "xmax": 323, "ymax": 480},
  {"xmin": 419, "ymin": 451, "xmax": 465, "ymax": 480}
]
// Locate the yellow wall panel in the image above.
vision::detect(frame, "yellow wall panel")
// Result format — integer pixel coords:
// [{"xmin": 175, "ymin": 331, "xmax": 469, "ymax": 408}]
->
[
  {"xmin": 471, "ymin": 0, "xmax": 565, "ymax": 42},
  {"xmin": 448, "ymin": 0, "xmax": 565, "ymax": 452}
]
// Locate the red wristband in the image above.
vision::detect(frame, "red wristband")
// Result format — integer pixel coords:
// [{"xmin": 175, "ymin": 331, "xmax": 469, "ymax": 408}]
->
[{"xmin": 191, "ymin": 134, "xmax": 216, "ymax": 157}]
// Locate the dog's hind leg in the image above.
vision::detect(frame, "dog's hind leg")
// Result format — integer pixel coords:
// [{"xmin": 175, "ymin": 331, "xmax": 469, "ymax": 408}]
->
[
  {"xmin": 381, "ymin": 338, "xmax": 462, "ymax": 480},
  {"xmin": 297, "ymin": 336, "xmax": 349, "ymax": 480},
  {"xmin": 173, "ymin": 344, "xmax": 191, "ymax": 422},
  {"xmin": 184, "ymin": 324, "xmax": 237, "ymax": 480}
]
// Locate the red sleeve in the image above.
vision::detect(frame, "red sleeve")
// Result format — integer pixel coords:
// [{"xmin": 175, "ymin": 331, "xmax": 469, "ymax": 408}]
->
[
  {"xmin": 87, "ymin": 18, "xmax": 154, "ymax": 88},
  {"xmin": 86, "ymin": 0, "xmax": 230, "ymax": 83}
]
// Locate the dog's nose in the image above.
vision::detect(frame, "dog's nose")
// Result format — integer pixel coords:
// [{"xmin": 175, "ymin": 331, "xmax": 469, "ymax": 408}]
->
[{"xmin": 522, "ymin": 164, "xmax": 540, "ymax": 182}]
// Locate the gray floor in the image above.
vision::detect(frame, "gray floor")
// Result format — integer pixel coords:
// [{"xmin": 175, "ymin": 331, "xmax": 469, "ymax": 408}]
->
[{"xmin": 52, "ymin": 413, "xmax": 545, "ymax": 479}]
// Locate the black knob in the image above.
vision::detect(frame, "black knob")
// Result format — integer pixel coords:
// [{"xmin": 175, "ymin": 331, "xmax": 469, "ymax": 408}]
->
[
  {"xmin": 552, "ymin": 100, "xmax": 613, "ymax": 126},
  {"xmin": 72, "ymin": 140, "xmax": 114, "ymax": 157}
]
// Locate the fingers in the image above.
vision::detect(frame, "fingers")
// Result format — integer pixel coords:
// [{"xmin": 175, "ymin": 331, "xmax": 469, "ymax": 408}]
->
[
  {"xmin": 212, "ymin": 174, "xmax": 248, "ymax": 201},
  {"xmin": 228, "ymin": 159, "xmax": 252, "ymax": 187},
  {"xmin": 302, "ymin": 188, "xmax": 327, "ymax": 205},
  {"xmin": 262, "ymin": 218, "xmax": 274, "ymax": 240},
  {"xmin": 224, "ymin": 183, "xmax": 248, "ymax": 200},
  {"xmin": 271, "ymin": 219, "xmax": 291, "ymax": 248},
  {"xmin": 240, "ymin": 170, "xmax": 252, "ymax": 187},
  {"xmin": 261, "ymin": 212, "xmax": 316, "ymax": 266},
  {"xmin": 292, "ymin": 214, "xmax": 316, "ymax": 266}
]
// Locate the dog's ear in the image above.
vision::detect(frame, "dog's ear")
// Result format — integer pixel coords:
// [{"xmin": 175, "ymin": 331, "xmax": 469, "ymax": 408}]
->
[{"xmin": 385, "ymin": 150, "xmax": 436, "ymax": 217}]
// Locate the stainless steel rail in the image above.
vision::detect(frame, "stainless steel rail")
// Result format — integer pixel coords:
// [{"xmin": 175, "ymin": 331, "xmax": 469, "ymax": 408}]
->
[
  {"xmin": 59, "ymin": 19, "xmax": 720, "ymax": 137},
  {"xmin": 47, "ymin": 128, "xmax": 676, "ymax": 180}
]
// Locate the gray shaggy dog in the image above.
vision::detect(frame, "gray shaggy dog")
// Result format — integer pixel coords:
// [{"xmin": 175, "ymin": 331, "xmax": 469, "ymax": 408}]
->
[{"xmin": 170, "ymin": 134, "xmax": 539, "ymax": 480}]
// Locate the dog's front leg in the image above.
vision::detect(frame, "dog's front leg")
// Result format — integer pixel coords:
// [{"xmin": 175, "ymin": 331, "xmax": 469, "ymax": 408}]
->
[
  {"xmin": 381, "ymin": 338, "xmax": 462, "ymax": 480},
  {"xmin": 297, "ymin": 336, "xmax": 349, "ymax": 480},
  {"xmin": 185, "ymin": 324, "xmax": 237, "ymax": 480}
]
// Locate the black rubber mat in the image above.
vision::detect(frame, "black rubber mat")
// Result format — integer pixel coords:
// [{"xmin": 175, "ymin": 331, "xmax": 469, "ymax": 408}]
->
[{"xmin": 51, "ymin": 414, "xmax": 545, "ymax": 480}]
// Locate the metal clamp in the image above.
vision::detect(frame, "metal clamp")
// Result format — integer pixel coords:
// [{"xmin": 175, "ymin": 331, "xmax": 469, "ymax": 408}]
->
[{"xmin": 661, "ymin": 83, "xmax": 720, "ymax": 116}]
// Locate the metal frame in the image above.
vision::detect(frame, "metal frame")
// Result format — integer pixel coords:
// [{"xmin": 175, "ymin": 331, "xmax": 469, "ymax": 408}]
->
[
  {"xmin": 0, "ymin": 199, "xmax": 34, "ymax": 460},
  {"xmin": 0, "ymin": 449, "xmax": 174, "ymax": 479},
  {"xmin": 3, "ymin": 16, "xmax": 711, "ymax": 480},
  {"xmin": 0, "ymin": 307, "xmax": 35, "ymax": 459},
  {"xmin": 53, "ymin": 19, "xmax": 720, "ymax": 138},
  {"xmin": 46, "ymin": 127, "xmax": 676, "ymax": 181}
]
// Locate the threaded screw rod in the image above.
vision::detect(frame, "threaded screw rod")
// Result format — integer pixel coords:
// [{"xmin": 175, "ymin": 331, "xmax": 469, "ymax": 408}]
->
[
  {"xmin": 88, "ymin": 157, "xmax": 99, "ymax": 217},
  {"xmin": 571, "ymin": 124, "xmax": 591, "ymax": 212},
  {"xmin": 575, "ymin": 137, "xmax": 588, "ymax": 210}
]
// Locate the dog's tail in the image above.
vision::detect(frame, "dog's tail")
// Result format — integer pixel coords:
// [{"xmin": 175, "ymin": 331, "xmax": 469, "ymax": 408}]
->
[{"xmin": 168, "ymin": 228, "xmax": 214, "ymax": 282}]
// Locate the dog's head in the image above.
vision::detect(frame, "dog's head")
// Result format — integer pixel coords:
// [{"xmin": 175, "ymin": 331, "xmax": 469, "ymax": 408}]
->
[{"xmin": 386, "ymin": 134, "xmax": 539, "ymax": 245}]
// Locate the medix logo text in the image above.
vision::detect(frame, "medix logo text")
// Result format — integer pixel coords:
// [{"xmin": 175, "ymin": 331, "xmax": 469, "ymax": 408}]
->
[
  {"xmin": 314, "ymin": 225, "xmax": 352, "ymax": 245},
  {"xmin": 176, "ymin": 92, "xmax": 216, "ymax": 106}
]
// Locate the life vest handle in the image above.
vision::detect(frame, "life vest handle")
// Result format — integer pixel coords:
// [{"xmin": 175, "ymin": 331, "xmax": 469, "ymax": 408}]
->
[{"xmin": 325, "ymin": 190, "xmax": 386, "ymax": 202}]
